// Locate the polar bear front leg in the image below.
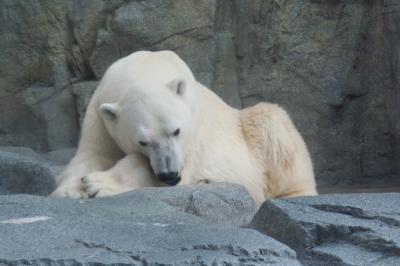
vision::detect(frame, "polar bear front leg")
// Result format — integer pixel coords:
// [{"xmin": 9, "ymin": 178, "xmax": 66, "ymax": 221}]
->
[
  {"xmin": 50, "ymin": 154, "xmax": 117, "ymax": 198},
  {"xmin": 81, "ymin": 153, "xmax": 160, "ymax": 198}
]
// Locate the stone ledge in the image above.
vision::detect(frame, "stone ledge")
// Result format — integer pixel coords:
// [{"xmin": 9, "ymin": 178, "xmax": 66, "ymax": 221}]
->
[
  {"xmin": 250, "ymin": 193, "xmax": 400, "ymax": 266},
  {"xmin": 0, "ymin": 189, "xmax": 299, "ymax": 265}
]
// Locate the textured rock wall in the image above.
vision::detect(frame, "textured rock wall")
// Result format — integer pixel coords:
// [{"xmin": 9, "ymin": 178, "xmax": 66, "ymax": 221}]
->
[
  {"xmin": 233, "ymin": 1, "xmax": 400, "ymax": 188},
  {"xmin": 1, "ymin": 0, "xmax": 399, "ymax": 189}
]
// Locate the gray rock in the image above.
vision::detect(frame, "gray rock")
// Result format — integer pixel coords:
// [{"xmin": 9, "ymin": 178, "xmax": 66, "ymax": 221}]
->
[
  {"xmin": 0, "ymin": 147, "xmax": 76, "ymax": 195},
  {"xmin": 42, "ymin": 148, "xmax": 76, "ymax": 166},
  {"xmin": 0, "ymin": 192, "xmax": 300, "ymax": 265},
  {"xmin": 131, "ymin": 183, "xmax": 258, "ymax": 227},
  {"xmin": 0, "ymin": 84, "xmax": 79, "ymax": 151},
  {"xmin": 0, "ymin": 0, "xmax": 76, "ymax": 151},
  {"xmin": 0, "ymin": 146, "xmax": 75, "ymax": 167},
  {"xmin": 71, "ymin": 81, "xmax": 99, "ymax": 127},
  {"xmin": 0, "ymin": 0, "xmax": 70, "ymax": 96},
  {"xmin": 89, "ymin": 0, "xmax": 216, "ymax": 87},
  {"xmin": 0, "ymin": 146, "xmax": 45, "ymax": 161},
  {"xmin": 0, "ymin": 150, "xmax": 56, "ymax": 196},
  {"xmin": 250, "ymin": 193, "xmax": 400, "ymax": 265},
  {"xmin": 232, "ymin": 1, "xmax": 400, "ymax": 188}
]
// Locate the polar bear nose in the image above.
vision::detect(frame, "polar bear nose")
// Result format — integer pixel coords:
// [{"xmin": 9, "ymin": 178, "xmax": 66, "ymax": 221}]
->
[{"xmin": 157, "ymin": 172, "xmax": 181, "ymax": 186}]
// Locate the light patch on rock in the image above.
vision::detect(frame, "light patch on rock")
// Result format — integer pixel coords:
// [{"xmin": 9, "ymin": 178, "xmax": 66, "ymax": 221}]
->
[
  {"xmin": 152, "ymin": 223, "xmax": 169, "ymax": 227},
  {"xmin": 0, "ymin": 216, "xmax": 52, "ymax": 224},
  {"xmin": 136, "ymin": 222, "xmax": 146, "ymax": 226}
]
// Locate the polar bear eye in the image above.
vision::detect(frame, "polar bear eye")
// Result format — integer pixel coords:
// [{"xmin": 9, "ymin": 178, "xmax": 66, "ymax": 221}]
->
[
  {"xmin": 139, "ymin": 141, "xmax": 148, "ymax": 147},
  {"xmin": 173, "ymin": 128, "xmax": 180, "ymax": 136}
]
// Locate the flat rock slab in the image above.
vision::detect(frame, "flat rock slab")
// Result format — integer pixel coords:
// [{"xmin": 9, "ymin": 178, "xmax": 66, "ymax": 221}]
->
[
  {"xmin": 0, "ymin": 191, "xmax": 299, "ymax": 265},
  {"xmin": 250, "ymin": 193, "xmax": 400, "ymax": 265}
]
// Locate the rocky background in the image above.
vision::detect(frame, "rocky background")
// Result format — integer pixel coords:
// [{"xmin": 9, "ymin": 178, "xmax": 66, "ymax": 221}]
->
[{"xmin": 1, "ymin": 0, "xmax": 400, "ymax": 191}]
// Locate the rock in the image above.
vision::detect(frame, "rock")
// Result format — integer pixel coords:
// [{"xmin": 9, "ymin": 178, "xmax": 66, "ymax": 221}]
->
[
  {"xmin": 0, "ymin": 146, "xmax": 44, "ymax": 161},
  {"xmin": 130, "ymin": 183, "xmax": 258, "ymax": 227},
  {"xmin": 22, "ymin": 85, "xmax": 79, "ymax": 150},
  {"xmin": 0, "ymin": 147, "xmax": 75, "ymax": 195},
  {"xmin": 68, "ymin": 0, "xmax": 216, "ymax": 87},
  {"xmin": 71, "ymin": 81, "xmax": 99, "ymax": 126},
  {"xmin": 0, "ymin": 1, "xmax": 76, "ymax": 151},
  {"xmin": 0, "ymin": 151, "xmax": 56, "ymax": 196},
  {"xmin": 90, "ymin": 0, "xmax": 216, "ymax": 87},
  {"xmin": 42, "ymin": 148, "xmax": 76, "ymax": 166},
  {"xmin": 250, "ymin": 193, "xmax": 400, "ymax": 265},
  {"xmin": 232, "ymin": 1, "xmax": 400, "ymax": 188},
  {"xmin": 67, "ymin": 1, "xmax": 125, "ymax": 81},
  {"xmin": 0, "ymin": 191, "xmax": 300, "ymax": 265},
  {"xmin": 0, "ymin": 0, "xmax": 70, "ymax": 96},
  {"xmin": 0, "ymin": 84, "xmax": 79, "ymax": 151}
]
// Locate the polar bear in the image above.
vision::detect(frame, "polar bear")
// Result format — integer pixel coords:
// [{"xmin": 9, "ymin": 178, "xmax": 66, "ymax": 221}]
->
[{"xmin": 51, "ymin": 50, "xmax": 317, "ymax": 203}]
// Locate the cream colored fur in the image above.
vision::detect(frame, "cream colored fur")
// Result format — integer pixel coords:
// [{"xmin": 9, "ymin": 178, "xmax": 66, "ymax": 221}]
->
[{"xmin": 51, "ymin": 51, "xmax": 317, "ymax": 204}]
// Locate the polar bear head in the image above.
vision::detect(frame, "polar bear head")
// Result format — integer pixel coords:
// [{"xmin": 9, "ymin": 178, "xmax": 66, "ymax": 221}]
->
[{"xmin": 98, "ymin": 51, "xmax": 198, "ymax": 186}]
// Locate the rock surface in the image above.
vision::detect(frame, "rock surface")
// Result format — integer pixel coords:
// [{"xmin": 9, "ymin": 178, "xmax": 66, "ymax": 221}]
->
[
  {"xmin": 70, "ymin": 81, "xmax": 99, "ymax": 126},
  {"xmin": 0, "ymin": 191, "xmax": 299, "ymax": 265},
  {"xmin": 232, "ymin": 1, "xmax": 400, "ymax": 189},
  {"xmin": 0, "ymin": 147, "xmax": 75, "ymax": 195},
  {"xmin": 250, "ymin": 193, "xmax": 400, "ymax": 265},
  {"xmin": 135, "ymin": 183, "xmax": 258, "ymax": 227},
  {"xmin": 0, "ymin": 1, "xmax": 399, "ymax": 193}
]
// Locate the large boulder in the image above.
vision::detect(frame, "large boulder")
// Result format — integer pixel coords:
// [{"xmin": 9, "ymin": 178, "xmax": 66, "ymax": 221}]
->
[
  {"xmin": 250, "ymin": 193, "xmax": 400, "ymax": 265},
  {"xmin": 133, "ymin": 183, "xmax": 258, "ymax": 227},
  {"xmin": 0, "ymin": 192, "xmax": 300, "ymax": 265}
]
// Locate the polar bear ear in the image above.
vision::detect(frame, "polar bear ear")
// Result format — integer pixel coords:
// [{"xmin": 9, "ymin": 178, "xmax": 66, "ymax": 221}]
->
[
  {"xmin": 99, "ymin": 103, "xmax": 119, "ymax": 121},
  {"xmin": 168, "ymin": 77, "xmax": 186, "ymax": 97}
]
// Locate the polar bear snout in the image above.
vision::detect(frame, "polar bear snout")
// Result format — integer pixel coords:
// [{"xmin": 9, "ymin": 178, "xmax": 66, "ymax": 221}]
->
[
  {"xmin": 157, "ymin": 172, "xmax": 181, "ymax": 186},
  {"xmin": 148, "ymin": 139, "xmax": 184, "ymax": 185}
]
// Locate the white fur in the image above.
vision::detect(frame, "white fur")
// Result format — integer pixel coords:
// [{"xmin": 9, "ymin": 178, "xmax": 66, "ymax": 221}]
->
[{"xmin": 51, "ymin": 51, "xmax": 317, "ymax": 204}]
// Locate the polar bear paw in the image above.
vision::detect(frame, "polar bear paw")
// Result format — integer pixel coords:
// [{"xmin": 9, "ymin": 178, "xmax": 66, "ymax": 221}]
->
[
  {"xmin": 81, "ymin": 172, "xmax": 129, "ymax": 198},
  {"xmin": 50, "ymin": 182, "xmax": 86, "ymax": 198}
]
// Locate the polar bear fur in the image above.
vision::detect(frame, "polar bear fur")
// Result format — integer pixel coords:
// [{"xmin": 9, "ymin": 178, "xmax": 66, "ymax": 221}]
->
[{"xmin": 51, "ymin": 50, "xmax": 317, "ymax": 204}]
